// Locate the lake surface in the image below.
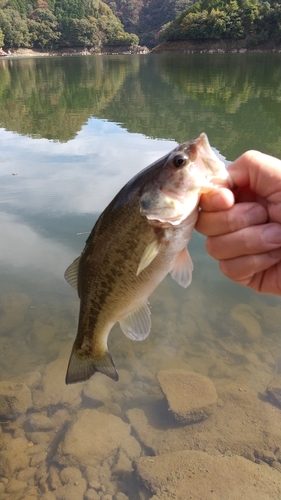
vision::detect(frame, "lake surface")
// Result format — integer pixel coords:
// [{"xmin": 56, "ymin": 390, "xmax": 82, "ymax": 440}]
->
[{"xmin": 1, "ymin": 53, "xmax": 281, "ymax": 499}]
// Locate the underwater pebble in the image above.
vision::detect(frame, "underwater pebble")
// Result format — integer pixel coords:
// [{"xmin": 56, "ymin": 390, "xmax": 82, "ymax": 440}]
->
[
  {"xmin": 88, "ymin": 480, "xmax": 101, "ymax": 491},
  {"xmin": 48, "ymin": 466, "xmax": 62, "ymax": 490},
  {"xmin": 40, "ymin": 492, "xmax": 56, "ymax": 500},
  {"xmin": 54, "ymin": 479, "xmax": 87, "ymax": 500},
  {"xmin": 157, "ymin": 369, "xmax": 218, "ymax": 424},
  {"xmin": 26, "ymin": 413, "xmax": 56, "ymax": 432},
  {"xmin": 27, "ymin": 431, "xmax": 51, "ymax": 445},
  {"xmin": 0, "ymin": 436, "xmax": 29, "ymax": 476},
  {"xmin": 114, "ymin": 494, "xmax": 129, "ymax": 500},
  {"xmin": 0, "ymin": 381, "xmax": 32, "ymax": 419},
  {"xmin": 112, "ymin": 450, "xmax": 132, "ymax": 475},
  {"xmin": 5, "ymin": 478, "xmax": 28, "ymax": 493},
  {"xmin": 84, "ymin": 490, "xmax": 100, "ymax": 500},
  {"xmin": 59, "ymin": 466, "xmax": 82, "ymax": 485},
  {"xmin": 84, "ymin": 467, "xmax": 100, "ymax": 484},
  {"xmin": 17, "ymin": 467, "xmax": 37, "ymax": 482},
  {"xmin": 23, "ymin": 486, "xmax": 40, "ymax": 499},
  {"xmin": 30, "ymin": 450, "xmax": 48, "ymax": 467}
]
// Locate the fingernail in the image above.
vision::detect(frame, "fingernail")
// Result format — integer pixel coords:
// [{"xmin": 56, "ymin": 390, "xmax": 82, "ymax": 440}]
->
[{"xmin": 263, "ymin": 225, "xmax": 281, "ymax": 244}]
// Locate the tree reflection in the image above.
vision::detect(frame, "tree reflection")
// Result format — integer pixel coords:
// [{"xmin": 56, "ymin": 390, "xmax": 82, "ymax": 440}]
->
[{"xmin": 0, "ymin": 53, "xmax": 281, "ymax": 158}]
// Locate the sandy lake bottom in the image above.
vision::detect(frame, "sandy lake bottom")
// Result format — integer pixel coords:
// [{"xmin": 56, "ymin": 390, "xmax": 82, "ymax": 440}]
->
[{"xmin": 1, "ymin": 280, "xmax": 281, "ymax": 500}]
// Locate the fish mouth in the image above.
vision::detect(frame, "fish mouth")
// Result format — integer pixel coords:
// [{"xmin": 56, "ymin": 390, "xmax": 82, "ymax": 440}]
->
[{"xmin": 160, "ymin": 188, "xmax": 187, "ymax": 203}]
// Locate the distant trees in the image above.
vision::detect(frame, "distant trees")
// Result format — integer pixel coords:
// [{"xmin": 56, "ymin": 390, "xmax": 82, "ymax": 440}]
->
[
  {"xmin": 0, "ymin": 0, "xmax": 280, "ymax": 49},
  {"xmin": 0, "ymin": 6, "xmax": 30, "ymax": 47},
  {"xmin": 0, "ymin": 0, "xmax": 139, "ymax": 49},
  {"xmin": 103, "ymin": 0, "xmax": 194, "ymax": 46},
  {"xmin": 28, "ymin": 7, "xmax": 61, "ymax": 48},
  {"xmin": 159, "ymin": 0, "xmax": 281, "ymax": 44}
]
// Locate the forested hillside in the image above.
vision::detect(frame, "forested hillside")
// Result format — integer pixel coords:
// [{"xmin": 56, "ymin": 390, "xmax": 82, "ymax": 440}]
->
[
  {"xmin": 0, "ymin": 0, "xmax": 139, "ymax": 49},
  {"xmin": 159, "ymin": 0, "xmax": 281, "ymax": 47},
  {"xmin": 103, "ymin": 0, "xmax": 194, "ymax": 46},
  {"xmin": 0, "ymin": 0, "xmax": 280, "ymax": 51}
]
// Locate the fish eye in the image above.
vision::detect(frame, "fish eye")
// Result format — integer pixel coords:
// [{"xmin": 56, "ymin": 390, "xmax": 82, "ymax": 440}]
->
[{"xmin": 172, "ymin": 153, "xmax": 188, "ymax": 168}]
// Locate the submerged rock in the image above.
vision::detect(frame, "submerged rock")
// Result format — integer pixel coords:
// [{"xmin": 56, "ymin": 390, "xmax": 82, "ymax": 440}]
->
[
  {"xmin": 266, "ymin": 376, "xmax": 281, "ymax": 408},
  {"xmin": 25, "ymin": 412, "xmax": 56, "ymax": 432},
  {"xmin": 134, "ymin": 450, "xmax": 281, "ymax": 500},
  {"xmin": 0, "ymin": 381, "xmax": 32, "ymax": 420},
  {"xmin": 56, "ymin": 409, "xmax": 141, "ymax": 468},
  {"xmin": 0, "ymin": 436, "xmax": 30, "ymax": 476},
  {"xmin": 157, "ymin": 369, "xmax": 217, "ymax": 424},
  {"xmin": 32, "ymin": 357, "xmax": 82, "ymax": 410}
]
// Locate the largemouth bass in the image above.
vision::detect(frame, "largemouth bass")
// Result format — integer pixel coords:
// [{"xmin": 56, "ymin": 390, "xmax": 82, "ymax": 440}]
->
[{"xmin": 65, "ymin": 133, "xmax": 232, "ymax": 384}]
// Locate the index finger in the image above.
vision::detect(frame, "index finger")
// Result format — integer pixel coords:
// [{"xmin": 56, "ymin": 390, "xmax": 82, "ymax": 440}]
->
[
  {"xmin": 199, "ymin": 187, "xmax": 234, "ymax": 212},
  {"xmin": 229, "ymin": 150, "xmax": 281, "ymax": 201}
]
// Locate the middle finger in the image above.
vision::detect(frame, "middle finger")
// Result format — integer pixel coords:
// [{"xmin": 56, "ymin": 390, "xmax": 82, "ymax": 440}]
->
[{"xmin": 196, "ymin": 202, "xmax": 267, "ymax": 237}]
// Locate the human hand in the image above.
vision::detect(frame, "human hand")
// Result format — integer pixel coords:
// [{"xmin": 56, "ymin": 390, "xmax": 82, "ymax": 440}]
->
[{"xmin": 196, "ymin": 151, "xmax": 281, "ymax": 295}]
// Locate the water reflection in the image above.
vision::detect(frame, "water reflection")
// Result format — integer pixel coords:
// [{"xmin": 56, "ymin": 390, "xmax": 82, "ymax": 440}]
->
[
  {"xmin": 1, "ymin": 54, "xmax": 281, "ymax": 158},
  {"xmin": 1, "ymin": 54, "xmax": 281, "ymax": 500}
]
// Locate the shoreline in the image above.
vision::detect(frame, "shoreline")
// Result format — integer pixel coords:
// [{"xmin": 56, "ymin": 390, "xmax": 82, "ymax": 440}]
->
[
  {"xmin": 152, "ymin": 40, "xmax": 281, "ymax": 54},
  {"xmin": 0, "ymin": 45, "xmax": 149, "ymax": 58},
  {"xmin": 1, "ymin": 41, "xmax": 281, "ymax": 59}
]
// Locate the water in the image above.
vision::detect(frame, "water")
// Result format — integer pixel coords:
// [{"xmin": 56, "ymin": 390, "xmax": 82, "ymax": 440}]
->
[{"xmin": 1, "ymin": 53, "xmax": 281, "ymax": 499}]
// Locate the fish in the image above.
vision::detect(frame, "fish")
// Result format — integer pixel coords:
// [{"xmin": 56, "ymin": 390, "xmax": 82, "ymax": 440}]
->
[{"xmin": 64, "ymin": 133, "xmax": 232, "ymax": 384}]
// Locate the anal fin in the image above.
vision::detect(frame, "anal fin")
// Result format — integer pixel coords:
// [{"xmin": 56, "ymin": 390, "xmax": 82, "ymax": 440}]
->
[
  {"xmin": 170, "ymin": 247, "xmax": 193, "ymax": 288},
  {"xmin": 119, "ymin": 301, "xmax": 151, "ymax": 341},
  {"xmin": 65, "ymin": 347, "xmax": 119, "ymax": 384}
]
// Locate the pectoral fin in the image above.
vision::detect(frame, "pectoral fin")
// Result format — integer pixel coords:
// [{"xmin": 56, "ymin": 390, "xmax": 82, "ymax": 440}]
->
[
  {"xmin": 170, "ymin": 247, "xmax": 193, "ymax": 288},
  {"xmin": 137, "ymin": 238, "xmax": 161, "ymax": 276},
  {"xmin": 64, "ymin": 256, "xmax": 80, "ymax": 290},
  {"xmin": 119, "ymin": 301, "xmax": 151, "ymax": 341}
]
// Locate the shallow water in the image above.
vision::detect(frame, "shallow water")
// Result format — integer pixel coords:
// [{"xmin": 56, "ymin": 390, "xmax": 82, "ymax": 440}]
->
[{"xmin": 1, "ymin": 53, "xmax": 281, "ymax": 500}]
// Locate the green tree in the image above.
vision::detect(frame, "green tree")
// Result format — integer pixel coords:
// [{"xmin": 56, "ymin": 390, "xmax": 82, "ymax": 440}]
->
[
  {"xmin": 0, "ymin": 7, "xmax": 30, "ymax": 47},
  {"xmin": 28, "ymin": 8, "xmax": 61, "ymax": 48},
  {"xmin": 159, "ymin": 0, "xmax": 263, "ymax": 41},
  {"xmin": 66, "ymin": 17, "xmax": 97, "ymax": 46},
  {"xmin": 0, "ymin": 26, "xmax": 4, "ymax": 45}
]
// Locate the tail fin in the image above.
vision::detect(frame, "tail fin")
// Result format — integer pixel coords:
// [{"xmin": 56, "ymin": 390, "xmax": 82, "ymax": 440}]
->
[{"xmin": 65, "ymin": 347, "xmax": 119, "ymax": 384}]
